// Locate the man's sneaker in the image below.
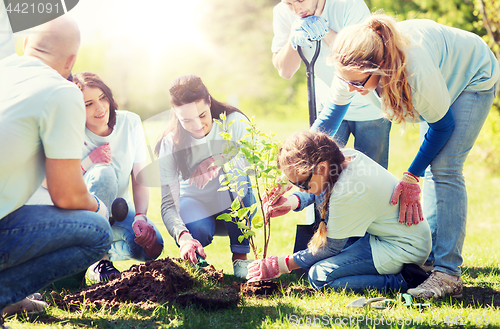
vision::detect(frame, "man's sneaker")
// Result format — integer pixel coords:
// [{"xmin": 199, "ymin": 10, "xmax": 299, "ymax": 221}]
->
[
  {"xmin": 233, "ymin": 259, "xmax": 254, "ymax": 279},
  {"xmin": 88, "ymin": 260, "xmax": 120, "ymax": 282},
  {"xmin": 1, "ymin": 297, "xmax": 48, "ymax": 317},
  {"xmin": 401, "ymin": 263, "xmax": 430, "ymax": 289},
  {"xmin": 407, "ymin": 270, "xmax": 463, "ymax": 299}
]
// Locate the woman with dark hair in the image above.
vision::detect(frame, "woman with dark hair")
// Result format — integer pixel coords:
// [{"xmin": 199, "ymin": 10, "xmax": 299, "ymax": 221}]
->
[
  {"xmin": 247, "ymin": 131, "xmax": 431, "ymax": 294},
  {"xmin": 28, "ymin": 72, "xmax": 164, "ymax": 282},
  {"xmin": 156, "ymin": 74, "xmax": 256, "ymax": 278}
]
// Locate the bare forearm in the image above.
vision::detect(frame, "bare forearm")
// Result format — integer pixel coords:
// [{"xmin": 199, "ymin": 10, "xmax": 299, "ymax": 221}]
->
[
  {"xmin": 322, "ymin": 28, "xmax": 337, "ymax": 50},
  {"xmin": 272, "ymin": 43, "xmax": 302, "ymax": 79},
  {"xmin": 132, "ymin": 173, "xmax": 149, "ymax": 214}
]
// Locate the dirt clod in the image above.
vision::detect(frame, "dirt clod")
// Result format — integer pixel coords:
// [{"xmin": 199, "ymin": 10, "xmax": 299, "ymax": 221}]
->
[{"xmin": 53, "ymin": 257, "xmax": 237, "ymax": 311}]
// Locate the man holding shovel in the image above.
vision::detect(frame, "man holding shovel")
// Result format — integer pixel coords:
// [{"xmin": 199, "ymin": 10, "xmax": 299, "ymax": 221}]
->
[{"xmin": 272, "ymin": 0, "xmax": 391, "ymax": 169}]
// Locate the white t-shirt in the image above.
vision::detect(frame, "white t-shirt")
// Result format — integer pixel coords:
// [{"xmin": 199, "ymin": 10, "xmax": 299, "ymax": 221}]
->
[
  {"xmin": 327, "ymin": 149, "xmax": 431, "ymax": 274},
  {"xmin": 159, "ymin": 111, "xmax": 249, "ymax": 204},
  {"xmin": 329, "ymin": 19, "xmax": 499, "ymax": 123},
  {"xmin": 83, "ymin": 111, "xmax": 147, "ymax": 203},
  {"xmin": 0, "ymin": 1, "xmax": 14, "ymax": 60},
  {"xmin": 0, "ymin": 55, "xmax": 86, "ymax": 219},
  {"xmin": 272, "ymin": 0, "xmax": 384, "ymax": 121}
]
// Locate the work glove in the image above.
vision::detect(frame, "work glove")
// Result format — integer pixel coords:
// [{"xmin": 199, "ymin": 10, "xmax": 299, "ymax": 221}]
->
[
  {"xmin": 189, "ymin": 156, "xmax": 221, "ymax": 189},
  {"xmin": 94, "ymin": 195, "xmax": 109, "ymax": 219},
  {"xmin": 263, "ymin": 194, "xmax": 299, "ymax": 219},
  {"xmin": 132, "ymin": 214, "xmax": 157, "ymax": 249},
  {"xmin": 246, "ymin": 256, "xmax": 290, "ymax": 282},
  {"xmin": 290, "ymin": 29, "xmax": 314, "ymax": 50},
  {"xmin": 390, "ymin": 172, "xmax": 423, "ymax": 226},
  {"xmin": 81, "ymin": 143, "xmax": 112, "ymax": 173},
  {"xmin": 178, "ymin": 232, "xmax": 207, "ymax": 264},
  {"xmin": 291, "ymin": 16, "xmax": 329, "ymax": 41},
  {"xmin": 266, "ymin": 175, "xmax": 293, "ymax": 205}
]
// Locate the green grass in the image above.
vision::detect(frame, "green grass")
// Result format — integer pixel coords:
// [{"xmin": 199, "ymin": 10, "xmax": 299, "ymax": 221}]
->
[{"xmin": 5, "ymin": 118, "xmax": 500, "ymax": 328}]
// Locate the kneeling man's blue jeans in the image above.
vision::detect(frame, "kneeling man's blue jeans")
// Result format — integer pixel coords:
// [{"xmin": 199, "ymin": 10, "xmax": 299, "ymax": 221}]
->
[{"xmin": 0, "ymin": 205, "xmax": 113, "ymax": 310}]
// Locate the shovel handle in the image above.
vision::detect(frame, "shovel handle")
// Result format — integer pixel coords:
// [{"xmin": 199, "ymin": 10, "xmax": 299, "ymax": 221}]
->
[{"xmin": 297, "ymin": 41, "xmax": 321, "ymax": 126}]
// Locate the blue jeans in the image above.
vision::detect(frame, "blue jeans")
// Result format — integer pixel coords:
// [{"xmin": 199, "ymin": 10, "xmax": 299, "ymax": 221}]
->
[
  {"xmin": 308, "ymin": 234, "xmax": 407, "ymax": 292},
  {"xmin": 179, "ymin": 182, "xmax": 256, "ymax": 255},
  {"xmin": 84, "ymin": 164, "xmax": 163, "ymax": 262},
  {"xmin": 0, "ymin": 205, "xmax": 112, "ymax": 309},
  {"xmin": 334, "ymin": 118, "xmax": 391, "ymax": 169},
  {"xmin": 419, "ymin": 85, "xmax": 497, "ymax": 276}
]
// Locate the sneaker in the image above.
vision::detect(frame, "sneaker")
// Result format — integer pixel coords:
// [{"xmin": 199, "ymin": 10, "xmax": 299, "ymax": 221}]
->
[
  {"xmin": 1, "ymin": 297, "xmax": 47, "ymax": 317},
  {"xmin": 401, "ymin": 263, "xmax": 430, "ymax": 289},
  {"xmin": 233, "ymin": 259, "xmax": 254, "ymax": 279},
  {"xmin": 407, "ymin": 270, "xmax": 463, "ymax": 299},
  {"xmin": 88, "ymin": 260, "xmax": 120, "ymax": 282}
]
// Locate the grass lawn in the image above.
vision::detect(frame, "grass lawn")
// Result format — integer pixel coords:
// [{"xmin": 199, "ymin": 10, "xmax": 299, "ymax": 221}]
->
[{"xmin": 5, "ymin": 117, "xmax": 500, "ymax": 328}]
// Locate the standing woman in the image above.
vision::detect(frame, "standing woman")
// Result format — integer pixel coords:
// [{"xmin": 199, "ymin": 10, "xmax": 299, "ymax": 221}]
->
[
  {"xmin": 71, "ymin": 72, "xmax": 164, "ymax": 281},
  {"xmin": 312, "ymin": 14, "xmax": 499, "ymax": 299},
  {"xmin": 156, "ymin": 74, "xmax": 256, "ymax": 278}
]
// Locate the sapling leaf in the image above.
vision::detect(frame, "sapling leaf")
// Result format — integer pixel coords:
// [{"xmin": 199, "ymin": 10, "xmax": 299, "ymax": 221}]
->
[
  {"xmin": 218, "ymin": 186, "xmax": 230, "ymax": 191},
  {"xmin": 238, "ymin": 235, "xmax": 244, "ymax": 243},
  {"xmin": 217, "ymin": 213, "xmax": 232, "ymax": 222},
  {"xmin": 231, "ymin": 198, "xmax": 241, "ymax": 211},
  {"xmin": 238, "ymin": 207, "xmax": 249, "ymax": 219}
]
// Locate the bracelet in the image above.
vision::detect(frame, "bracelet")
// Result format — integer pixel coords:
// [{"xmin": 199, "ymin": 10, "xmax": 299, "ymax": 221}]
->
[
  {"xmin": 285, "ymin": 255, "xmax": 290, "ymax": 269},
  {"xmin": 81, "ymin": 165, "xmax": 86, "ymax": 174},
  {"xmin": 135, "ymin": 213, "xmax": 145, "ymax": 216},
  {"xmin": 404, "ymin": 171, "xmax": 420, "ymax": 182},
  {"xmin": 93, "ymin": 195, "xmax": 100, "ymax": 213}
]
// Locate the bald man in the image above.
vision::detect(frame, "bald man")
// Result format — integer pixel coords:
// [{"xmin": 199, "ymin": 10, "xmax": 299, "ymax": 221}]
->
[{"xmin": 0, "ymin": 16, "xmax": 113, "ymax": 322}]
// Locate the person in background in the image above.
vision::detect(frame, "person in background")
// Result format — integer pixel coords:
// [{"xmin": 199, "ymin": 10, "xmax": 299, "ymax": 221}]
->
[
  {"xmin": 312, "ymin": 13, "xmax": 499, "ymax": 299},
  {"xmin": 272, "ymin": 0, "xmax": 391, "ymax": 168},
  {"xmin": 0, "ymin": 16, "xmax": 112, "ymax": 324},
  {"xmin": 156, "ymin": 74, "xmax": 256, "ymax": 279}
]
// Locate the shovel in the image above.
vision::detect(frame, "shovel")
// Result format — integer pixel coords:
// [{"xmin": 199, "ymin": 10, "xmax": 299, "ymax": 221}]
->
[{"xmin": 292, "ymin": 41, "xmax": 322, "ymax": 277}]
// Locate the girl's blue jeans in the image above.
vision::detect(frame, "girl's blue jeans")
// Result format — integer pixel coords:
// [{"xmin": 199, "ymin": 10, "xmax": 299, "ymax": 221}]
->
[
  {"xmin": 419, "ymin": 84, "xmax": 497, "ymax": 276},
  {"xmin": 306, "ymin": 234, "xmax": 407, "ymax": 292},
  {"xmin": 179, "ymin": 178, "xmax": 256, "ymax": 255},
  {"xmin": 0, "ymin": 205, "xmax": 113, "ymax": 310},
  {"xmin": 84, "ymin": 164, "xmax": 163, "ymax": 262}
]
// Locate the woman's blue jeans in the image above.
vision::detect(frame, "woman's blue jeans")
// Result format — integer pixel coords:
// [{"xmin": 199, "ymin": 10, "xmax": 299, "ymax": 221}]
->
[
  {"xmin": 308, "ymin": 234, "xmax": 407, "ymax": 292},
  {"xmin": 0, "ymin": 205, "xmax": 112, "ymax": 310},
  {"xmin": 419, "ymin": 84, "xmax": 497, "ymax": 276},
  {"xmin": 334, "ymin": 118, "xmax": 391, "ymax": 169},
  {"xmin": 179, "ymin": 179, "xmax": 256, "ymax": 255},
  {"xmin": 84, "ymin": 164, "xmax": 163, "ymax": 262}
]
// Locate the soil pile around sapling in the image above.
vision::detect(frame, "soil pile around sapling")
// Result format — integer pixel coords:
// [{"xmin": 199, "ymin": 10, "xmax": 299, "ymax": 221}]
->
[
  {"xmin": 238, "ymin": 280, "xmax": 316, "ymax": 297},
  {"xmin": 52, "ymin": 257, "xmax": 237, "ymax": 311}
]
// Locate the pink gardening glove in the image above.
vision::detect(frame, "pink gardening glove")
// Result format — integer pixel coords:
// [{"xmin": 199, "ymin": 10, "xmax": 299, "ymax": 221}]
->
[
  {"xmin": 132, "ymin": 215, "xmax": 157, "ymax": 249},
  {"xmin": 246, "ymin": 256, "xmax": 290, "ymax": 282},
  {"xmin": 89, "ymin": 143, "xmax": 112, "ymax": 164},
  {"xmin": 178, "ymin": 232, "xmax": 207, "ymax": 264},
  {"xmin": 263, "ymin": 195, "xmax": 299, "ymax": 220},
  {"xmin": 189, "ymin": 156, "xmax": 221, "ymax": 189},
  {"xmin": 267, "ymin": 175, "xmax": 293, "ymax": 206},
  {"xmin": 390, "ymin": 172, "xmax": 423, "ymax": 226}
]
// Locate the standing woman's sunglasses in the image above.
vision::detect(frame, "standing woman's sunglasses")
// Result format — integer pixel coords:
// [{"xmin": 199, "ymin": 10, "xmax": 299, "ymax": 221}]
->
[
  {"xmin": 169, "ymin": 77, "xmax": 203, "ymax": 98},
  {"xmin": 289, "ymin": 171, "xmax": 314, "ymax": 191}
]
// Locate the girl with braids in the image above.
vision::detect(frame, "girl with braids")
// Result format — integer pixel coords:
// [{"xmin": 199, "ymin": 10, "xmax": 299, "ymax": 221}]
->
[
  {"xmin": 156, "ymin": 74, "xmax": 256, "ymax": 278},
  {"xmin": 310, "ymin": 13, "xmax": 499, "ymax": 299},
  {"xmin": 247, "ymin": 131, "xmax": 431, "ymax": 293}
]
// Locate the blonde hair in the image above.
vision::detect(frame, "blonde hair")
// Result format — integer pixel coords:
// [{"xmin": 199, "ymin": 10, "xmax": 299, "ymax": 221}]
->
[
  {"xmin": 277, "ymin": 131, "xmax": 345, "ymax": 254},
  {"xmin": 329, "ymin": 13, "xmax": 415, "ymax": 123}
]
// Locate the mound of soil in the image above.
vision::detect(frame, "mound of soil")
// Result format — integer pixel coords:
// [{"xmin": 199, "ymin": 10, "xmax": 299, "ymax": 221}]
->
[
  {"xmin": 52, "ymin": 257, "xmax": 237, "ymax": 311},
  {"xmin": 238, "ymin": 280, "xmax": 315, "ymax": 298}
]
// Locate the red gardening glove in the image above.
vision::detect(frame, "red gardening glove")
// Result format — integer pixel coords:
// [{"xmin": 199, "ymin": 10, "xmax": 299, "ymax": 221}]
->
[
  {"xmin": 132, "ymin": 215, "xmax": 157, "ymax": 249},
  {"xmin": 178, "ymin": 232, "xmax": 207, "ymax": 264},
  {"xmin": 246, "ymin": 256, "xmax": 290, "ymax": 282},
  {"xmin": 390, "ymin": 172, "xmax": 423, "ymax": 226},
  {"xmin": 263, "ymin": 194, "xmax": 299, "ymax": 219},
  {"xmin": 89, "ymin": 143, "xmax": 112, "ymax": 164},
  {"xmin": 189, "ymin": 156, "xmax": 221, "ymax": 189},
  {"xmin": 267, "ymin": 175, "xmax": 293, "ymax": 206}
]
